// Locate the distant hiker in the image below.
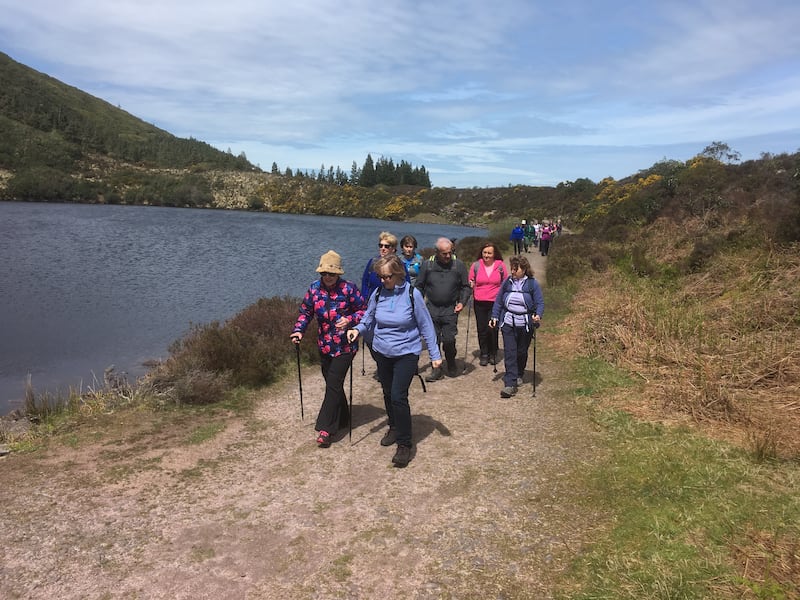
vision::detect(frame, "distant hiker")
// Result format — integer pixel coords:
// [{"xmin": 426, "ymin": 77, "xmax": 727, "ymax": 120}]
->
[
  {"xmin": 291, "ymin": 251, "xmax": 366, "ymax": 447},
  {"xmin": 539, "ymin": 221, "xmax": 553, "ymax": 257},
  {"xmin": 415, "ymin": 237, "xmax": 471, "ymax": 380},
  {"xmin": 524, "ymin": 220, "xmax": 536, "ymax": 251},
  {"xmin": 510, "ymin": 222, "xmax": 525, "ymax": 254},
  {"xmin": 347, "ymin": 255, "xmax": 441, "ymax": 467},
  {"xmin": 556, "ymin": 218, "xmax": 563, "ymax": 237},
  {"xmin": 400, "ymin": 234, "xmax": 423, "ymax": 287},
  {"xmin": 490, "ymin": 255, "xmax": 544, "ymax": 398},
  {"xmin": 468, "ymin": 242, "xmax": 506, "ymax": 367}
]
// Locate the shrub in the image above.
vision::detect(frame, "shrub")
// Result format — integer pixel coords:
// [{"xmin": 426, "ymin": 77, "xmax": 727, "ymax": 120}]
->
[
  {"xmin": 147, "ymin": 296, "xmax": 318, "ymax": 405},
  {"xmin": 455, "ymin": 235, "xmax": 509, "ymax": 263}
]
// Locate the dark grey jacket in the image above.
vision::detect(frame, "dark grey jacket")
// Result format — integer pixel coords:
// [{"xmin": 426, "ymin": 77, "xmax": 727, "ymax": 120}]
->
[{"xmin": 415, "ymin": 257, "xmax": 471, "ymax": 308}]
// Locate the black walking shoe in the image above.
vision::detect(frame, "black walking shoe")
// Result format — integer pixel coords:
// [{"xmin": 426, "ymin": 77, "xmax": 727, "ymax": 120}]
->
[
  {"xmin": 447, "ymin": 363, "xmax": 458, "ymax": 377},
  {"xmin": 479, "ymin": 355, "xmax": 489, "ymax": 366},
  {"xmin": 392, "ymin": 444, "xmax": 412, "ymax": 467},
  {"xmin": 380, "ymin": 428, "xmax": 398, "ymax": 446},
  {"xmin": 425, "ymin": 367, "xmax": 443, "ymax": 382}
]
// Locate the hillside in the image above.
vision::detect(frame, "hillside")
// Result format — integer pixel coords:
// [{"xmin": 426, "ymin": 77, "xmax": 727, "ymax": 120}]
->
[
  {"xmin": 546, "ymin": 150, "xmax": 800, "ymax": 458},
  {"xmin": 0, "ymin": 53, "xmax": 258, "ymax": 170}
]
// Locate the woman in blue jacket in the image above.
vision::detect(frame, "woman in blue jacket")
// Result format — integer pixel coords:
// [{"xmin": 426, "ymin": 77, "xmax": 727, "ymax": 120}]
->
[
  {"xmin": 347, "ymin": 255, "xmax": 441, "ymax": 467},
  {"xmin": 489, "ymin": 255, "xmax": 544, "ymax": 398}
]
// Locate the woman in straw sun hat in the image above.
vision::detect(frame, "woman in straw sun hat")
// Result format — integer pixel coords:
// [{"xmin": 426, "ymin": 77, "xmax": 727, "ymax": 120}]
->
[{"xmin": 291, "ymin": 251, "xmax": 366, "ymax": 447}]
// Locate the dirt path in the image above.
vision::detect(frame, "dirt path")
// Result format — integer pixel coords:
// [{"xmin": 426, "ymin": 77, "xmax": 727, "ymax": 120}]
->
[{"xmin": 0, "ymin": 247, "xmax": 603, "ymax": 599}]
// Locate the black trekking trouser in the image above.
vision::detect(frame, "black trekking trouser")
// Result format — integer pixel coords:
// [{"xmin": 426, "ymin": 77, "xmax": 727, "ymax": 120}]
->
[
  {"xmin": 316, "ymin": 352, "xmax": 353, "ymax": 435},
  {"xmin": 473, "ymin": 300, "xmax": 498, "ymax": 359},
  {"xmin": 540, "ymin": 238, "xmax": 551, "ymax": 256}
]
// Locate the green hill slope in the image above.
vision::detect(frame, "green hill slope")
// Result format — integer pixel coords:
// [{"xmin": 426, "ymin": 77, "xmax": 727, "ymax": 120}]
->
[{"xmin": 0, "ymin": 51, "xmax": 255, "ymax": 173}]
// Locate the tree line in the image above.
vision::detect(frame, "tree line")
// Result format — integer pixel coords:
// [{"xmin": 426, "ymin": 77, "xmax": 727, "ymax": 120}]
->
[{"xmin": 270, "ymin": 153, "xmax": 432, "ymax": 188}]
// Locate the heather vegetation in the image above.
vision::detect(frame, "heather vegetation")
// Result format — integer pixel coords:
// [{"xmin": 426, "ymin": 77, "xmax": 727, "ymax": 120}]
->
[{"xmin": 547, "ymin": 145, "xmax": 800, "ymax": 459}]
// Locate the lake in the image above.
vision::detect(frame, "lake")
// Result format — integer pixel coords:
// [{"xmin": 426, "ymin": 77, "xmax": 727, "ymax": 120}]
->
[{"xmin": 0, "ymin": 202, "xmax": 485, "ymax": 415}]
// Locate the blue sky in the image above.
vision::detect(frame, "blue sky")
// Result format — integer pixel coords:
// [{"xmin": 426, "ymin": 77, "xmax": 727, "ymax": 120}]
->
[{"xmin": 2, "ymin": 0, "xmax": 799, "ymax": 188}]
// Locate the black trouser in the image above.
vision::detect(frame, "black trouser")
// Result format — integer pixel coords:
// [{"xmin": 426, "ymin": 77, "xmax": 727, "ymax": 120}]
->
[
  {"xmin": 540, "ymin": 238, "xmax": 550, "ymax": 256},
  {"xmin": 473, "ymin": 300, "xmax": 498, "ymax": 359},
  {"xmin": 374, "ymin": 352, "xmax": 419, "ymax": 447},
  {"xmin": 427, "ymin": 304, "xmax": 459, "ymax": 368},
  {"xmin": 513, "ymin": 239, "xmax": 524, "ymax": 254},
  {"xmin": 316, "ymin": 352, "xmax": 353, "ymax": 435}
]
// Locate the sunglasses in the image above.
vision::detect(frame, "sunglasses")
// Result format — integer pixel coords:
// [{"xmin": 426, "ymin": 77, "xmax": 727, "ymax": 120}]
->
[
  {"xmin": 320, "ymin": 272, "xmax": 338, "ymax": 277},
  {"xmin": 379, "ymin": 273, "xmax": 394, "ymax": 280},
  {"xmin": 378, "ymin": 243, "xmax": 393, "ymax": 249}
]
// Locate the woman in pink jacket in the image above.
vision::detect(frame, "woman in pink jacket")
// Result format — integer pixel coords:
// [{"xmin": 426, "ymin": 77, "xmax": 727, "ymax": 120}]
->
[{"xmin": 468, "ymin": 242, "xmax": 507, "ymax": 366}]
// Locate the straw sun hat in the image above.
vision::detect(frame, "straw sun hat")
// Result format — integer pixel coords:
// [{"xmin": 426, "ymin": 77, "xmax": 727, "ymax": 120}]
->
[{"xmin": 316, "ymin": 250, "xmax": 344, "ymax": 274}]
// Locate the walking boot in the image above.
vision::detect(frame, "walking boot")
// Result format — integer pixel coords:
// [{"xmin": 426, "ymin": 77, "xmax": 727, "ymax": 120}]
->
[
  {"xmin": 447, "ymin": 361, "xmax": 458, "ymax": 378},
  {"xmin": 479, "ymin": 355, "xmax": 489, "ymax": 367},
  {"xmin": 500, "ymin": 386, "xmax": 517, "ymax": 398},
  {"xmin": 425, "ymin": 367, "xmax": 444, "ymax": 382},
  {"xmin": 392, "ymin": 444, "xmax": 412, "ymax": 467},
  {"xmin": 380, "ymin": 428, "xmax": 398, "ymax": 446}
]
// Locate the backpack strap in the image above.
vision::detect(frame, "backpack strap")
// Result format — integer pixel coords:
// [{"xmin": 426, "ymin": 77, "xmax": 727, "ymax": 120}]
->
[
  {"xmin": 373, "ymin": 284, "xmax": 415, "ymax": 314},
  {"xmin": 473, "ymin": 261, "xmax": 506, "ymax": 282}
]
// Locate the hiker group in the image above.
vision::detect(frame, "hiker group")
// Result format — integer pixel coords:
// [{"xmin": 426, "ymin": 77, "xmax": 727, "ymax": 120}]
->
[
  {"xmin": 290, "ymin": 230, "xmax": 544, "ymax": 468},
  {"xmin": 509, "ymin": 217, "xmax": 561, "ymax": 256}
]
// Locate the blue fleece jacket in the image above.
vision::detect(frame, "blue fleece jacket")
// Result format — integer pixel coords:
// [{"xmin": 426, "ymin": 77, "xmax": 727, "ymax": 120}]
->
[{"xmin": 356, "ymin": 281, "xmax": 441, "ymax": 360}]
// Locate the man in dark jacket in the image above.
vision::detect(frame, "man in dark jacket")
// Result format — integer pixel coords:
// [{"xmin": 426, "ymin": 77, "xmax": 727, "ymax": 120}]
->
[{"xmin": 415, "ymin": 238, "xmax": 471, "ymax": 380}]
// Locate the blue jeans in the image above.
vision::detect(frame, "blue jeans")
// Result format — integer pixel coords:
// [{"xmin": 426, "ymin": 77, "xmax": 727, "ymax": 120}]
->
[
  {"xmin": 500, "ymin": 324, "xmax": 533, "ymax": 388},
  {"xmin": 373, "ymin": 352, "xmax": 419, "ymax": 447}
]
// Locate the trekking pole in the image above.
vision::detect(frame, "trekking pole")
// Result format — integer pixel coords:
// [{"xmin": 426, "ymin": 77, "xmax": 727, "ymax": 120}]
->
[
  {"xmin": 295, "ymin": 343, "xmax": 304, "ymax": 419},
  {"xmin": 532, "ymin": 324, "xmax": 538, "ymax": 398},
  {"xmin": 489, "ymin": 318, "xmax": 499, "ymax": 374},
  {"xmin": 361, "ymin": 338, "xmax": 366, "ymax": 376},
  {"xmin": 349, "ymin": 359, "xmax": 353, "ymax": 442},
  {"xmin": 462, "ymin": 298, "xmax": 472, "ymax": 373}
]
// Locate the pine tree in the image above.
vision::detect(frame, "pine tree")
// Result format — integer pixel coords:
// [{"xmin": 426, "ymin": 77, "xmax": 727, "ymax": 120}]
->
[{"xmin": 359, "ymin": 154, "xmax": 376, "ymax": 187}]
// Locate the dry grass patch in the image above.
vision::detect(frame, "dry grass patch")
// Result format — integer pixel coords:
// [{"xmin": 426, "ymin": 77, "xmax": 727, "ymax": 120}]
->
[{"xmin": 558, "ymin": 244, "xmax": 800, "ymax": 459}]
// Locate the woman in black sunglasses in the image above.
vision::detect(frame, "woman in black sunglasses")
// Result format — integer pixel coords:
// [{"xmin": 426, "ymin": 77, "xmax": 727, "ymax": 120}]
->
[{"xmin": 360, "ymin": 231, "xmax": 399, "ymax": 302}]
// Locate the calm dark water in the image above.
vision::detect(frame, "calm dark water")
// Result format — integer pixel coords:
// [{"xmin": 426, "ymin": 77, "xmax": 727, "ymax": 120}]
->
[{"xmin": 0, "ymin": 202, "xmax": 484, "ymax": 414}]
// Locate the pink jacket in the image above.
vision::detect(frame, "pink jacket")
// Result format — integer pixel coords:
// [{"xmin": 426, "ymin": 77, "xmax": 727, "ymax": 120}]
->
[{"xmin": 469, "ymin": 260, "xmax": 508, "ymax": 303}]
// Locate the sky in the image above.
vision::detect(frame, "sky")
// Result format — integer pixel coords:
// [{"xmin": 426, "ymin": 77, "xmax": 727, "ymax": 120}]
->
[{"xmin": 1, "ymin": 0, "xmax": 799, "ymax": 188}]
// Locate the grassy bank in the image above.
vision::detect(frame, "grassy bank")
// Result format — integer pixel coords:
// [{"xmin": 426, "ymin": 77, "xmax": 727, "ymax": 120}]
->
[{"xmin": 550, "ymin": 355, "xmax": 800, "ymax": 598}]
